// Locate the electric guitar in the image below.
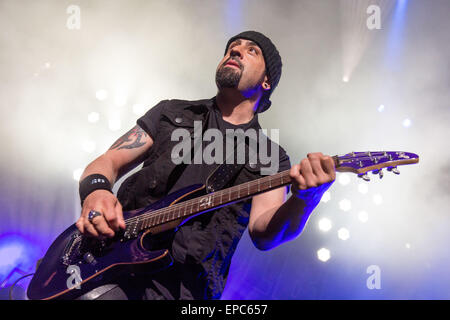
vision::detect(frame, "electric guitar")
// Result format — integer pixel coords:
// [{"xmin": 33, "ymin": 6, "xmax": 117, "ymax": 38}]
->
[{"xmin": 27, "ymin": 151, "xmax": 419, "ymax": 300}]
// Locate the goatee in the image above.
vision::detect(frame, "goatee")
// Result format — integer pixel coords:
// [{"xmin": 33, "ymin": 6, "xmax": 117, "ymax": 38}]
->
[{"xmin": 215, "ymin": 65, "xmax": 241, "ymax": 88}]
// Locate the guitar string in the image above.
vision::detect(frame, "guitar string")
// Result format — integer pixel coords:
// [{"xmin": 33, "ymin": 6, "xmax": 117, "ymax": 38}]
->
[
  {"xmin": 123, "ymin": 171, "xmax": 288, "ymax": 226},
  {"xmin": 121, "ymin": 153, "xmax": 409, "ymax": 228},
  {"xmin": 121, "ymin": 153, "xmax": 411, "ymax": 228},
  {"xmin": 123, "ymin": 171, "xmax": 290, "ymax": 227}
]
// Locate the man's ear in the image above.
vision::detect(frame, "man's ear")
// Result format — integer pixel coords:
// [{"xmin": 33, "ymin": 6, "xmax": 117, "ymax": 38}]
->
[{"xmin": 262, "ymin": 75, "xmax": 271, "ymax": 91}]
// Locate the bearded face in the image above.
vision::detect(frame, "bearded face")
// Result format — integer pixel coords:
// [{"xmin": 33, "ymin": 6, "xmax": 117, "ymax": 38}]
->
[
  {"xmin": 215, "ymin": 57, "xmax": 243, "ymax": 89},
  {"xmin": 215, "ymin": 39, "xmax": 270, "ymax": 100}
]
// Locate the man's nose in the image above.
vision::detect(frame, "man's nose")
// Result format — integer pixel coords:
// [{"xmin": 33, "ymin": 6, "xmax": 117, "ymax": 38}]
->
[{"xmin": 229, "ymin": 46, "xmax": 243, "ymax": 59}]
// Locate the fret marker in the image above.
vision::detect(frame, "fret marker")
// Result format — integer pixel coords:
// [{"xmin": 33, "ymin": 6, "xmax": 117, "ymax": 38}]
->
[{"xmin": 199, "ymin": 196, "xmax": 212, "ymax": 208}]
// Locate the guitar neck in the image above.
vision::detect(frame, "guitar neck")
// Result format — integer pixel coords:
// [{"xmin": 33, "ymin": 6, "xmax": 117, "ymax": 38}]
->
[
  {"xmin": 125, "ymin": 151, "xmax": 418, "ymax": 235},
  {"xmin": 127, "ymin": 167, "xmax": 299, "ymax": 234}
]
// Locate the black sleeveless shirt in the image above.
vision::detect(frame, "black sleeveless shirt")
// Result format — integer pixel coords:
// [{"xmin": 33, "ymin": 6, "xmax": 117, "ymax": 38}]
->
[{"xmin": 117, "ymin": 97, "xmax": 291, "ymax": 299}]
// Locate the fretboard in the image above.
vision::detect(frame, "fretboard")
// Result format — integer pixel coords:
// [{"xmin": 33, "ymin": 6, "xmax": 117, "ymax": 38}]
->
[{"xmin": 125, "ymin": 169, "xmax": 293, "ymax": 235}]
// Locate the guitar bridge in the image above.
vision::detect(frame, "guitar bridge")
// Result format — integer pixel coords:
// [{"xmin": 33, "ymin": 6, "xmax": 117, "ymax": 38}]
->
[
  {"xmin": 61, "ymin": 233, "xmax": 108, "ymax": 266},
  {"xmin": 61, "ymin": 233, "xmax": 83, "ymax": 266}
]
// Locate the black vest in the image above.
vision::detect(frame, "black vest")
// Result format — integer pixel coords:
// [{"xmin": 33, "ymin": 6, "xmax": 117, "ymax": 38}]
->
[{"xmin": 117, "ymin": 98, "xmax": 275, "ymax": 299}]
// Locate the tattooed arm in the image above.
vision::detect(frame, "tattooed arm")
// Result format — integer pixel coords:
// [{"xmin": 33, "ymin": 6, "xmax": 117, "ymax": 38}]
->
[
  {"xmin": 80, "ymin": 125, "xmax": 153, "ymax": 185},
  {"xmin": 76, "ymin": 125, "xmax": 154, "ymax": 238}
]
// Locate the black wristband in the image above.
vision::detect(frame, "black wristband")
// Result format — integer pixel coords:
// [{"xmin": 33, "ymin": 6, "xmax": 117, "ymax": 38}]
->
[{"xmin": 79, "ymin": 174, "xmax": 113, "ymax": 206}]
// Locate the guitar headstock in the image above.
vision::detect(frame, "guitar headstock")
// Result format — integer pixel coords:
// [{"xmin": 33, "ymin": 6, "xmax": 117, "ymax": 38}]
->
[{"xmin": 333, "ymin": 151, "xmax": 419, "ymax": 181}]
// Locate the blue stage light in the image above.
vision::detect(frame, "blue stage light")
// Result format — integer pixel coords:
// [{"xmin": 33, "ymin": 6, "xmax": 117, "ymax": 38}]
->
[{"xmin": 0, "ymin": 234, "xmax": 41, "ymax": 285}]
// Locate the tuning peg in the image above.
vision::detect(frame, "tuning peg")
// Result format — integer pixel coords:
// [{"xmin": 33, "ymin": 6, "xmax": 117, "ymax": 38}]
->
[
  {"xmin": 358, "ymin": 173, "xmax": 370, "ymax": 181},
  {"xmin": 372, "ymin": 169, "xmax": 383, "ymax": 179},
  {"xmin": 387, "ymin": 166, "xmax": 400, "ymax": 175}
]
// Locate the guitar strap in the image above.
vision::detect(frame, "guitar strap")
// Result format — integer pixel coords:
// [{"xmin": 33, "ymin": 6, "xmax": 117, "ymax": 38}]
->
[
  {"xmin": 168, "ymin": 109, "xmax": 249, "ymax": 195},
  {"xmin": 170, "ymin": 130, "xmax": 246, "ymax": 194},
  {"xmin": 204, "ymin": 139, "xmax": 246, "ymax": 194}
]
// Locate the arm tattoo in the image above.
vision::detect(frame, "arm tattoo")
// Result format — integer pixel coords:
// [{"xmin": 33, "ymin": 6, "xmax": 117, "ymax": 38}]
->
[{"xmin": 110, "ymin": 125, "xmax": 148, "ymax": 150}]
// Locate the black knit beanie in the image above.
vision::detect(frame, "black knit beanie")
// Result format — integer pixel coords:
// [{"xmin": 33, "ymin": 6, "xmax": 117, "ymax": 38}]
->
[{"xmin": 224, "ymin": 30, "xmax": 282, "ymax": 113}]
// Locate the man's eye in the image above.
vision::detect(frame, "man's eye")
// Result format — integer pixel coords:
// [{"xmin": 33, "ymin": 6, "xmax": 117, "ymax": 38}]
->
[{"xmin": 249, "ymin": 47, "xmax": 257, "ymax": 54}]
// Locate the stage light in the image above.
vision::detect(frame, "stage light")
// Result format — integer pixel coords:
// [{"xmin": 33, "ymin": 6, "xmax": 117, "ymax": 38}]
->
[
  {"xmin": 318, "ymin": 218, "xmax": 332, "ymax": 232},
  {"xmin": 73, "ymin": 168, "xmax": 83, "ymax": 181},
  {"xmin": 358, "ymin": 183, "xmax": 368, "ymax": 194},
  {"xmin": 0, "ymin": 242, "xmax": 24, "ymax": 270},
  {"xmin": 342, "ymin": 76, "xmax": 349, "ymax": 83},
  {"xmin": 337, "ymin": 228, "xmax": 350, "ymax": 241},
  {"xmin": 339, "ymin": 199, "xmax": 352, "ymax": 212},
  {"xmin": 338, "ymin": 173, "xmax": 351, "ymax": 186},
  {"xmin": 378, "ymin": 104, "xmax": 385, "ymax": 112},
  {"xmin": 358, "ymin": 210, "xmax": 369, "ymax": 223},
  {"xmin": 405, "ymin": 243, "xmax": 411, "ymax": 249},
  {"xmin": 95, "ymin": 89, "xmax": 108, "ymax": 101},
  {"xmin": 87, "ymin": 112, "xmax": 100, "ymax": 123},
  {"xmin": 108, "ymin": 113, "xmax": 121, "ymax": 131},
  {"xmin": 0, "ymin": 234, "xmax": 42, "ymax": 286},
  {"xmin": 132, "ymin": 103, "xmax": 146, "ymax": 116},
  {"xmin": 402, "ymin": 118, "xmax": 412, "ymax": 128},
  {"xmin": 321, "ymin": 191, "xmax": 331, "ymax": 203},
  {"xmin": 114, "ymin": 91, "xmax": 128, "ymax": 107},
  {"xmin": 44, "ymin": 62, "xmax": 51, "ymax": 69},
  {"xmin": 81, "ymin": 140, "xmax": 96, "ymax": 153},
  {"xmin": 317, "ymin": 248, "xmax": 330, "ymax": 262},
  {"xmin": 373, "ymin": 194, "xmax": 383, "ymax": 205}
]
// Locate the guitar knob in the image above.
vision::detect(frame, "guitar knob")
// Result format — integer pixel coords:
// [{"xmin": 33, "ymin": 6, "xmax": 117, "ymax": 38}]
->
[
  {"xmin": 83, "ymin": 252, "xmax": 97, "ymax": 266},
  {"xmin": 379, "ymin": 169, "xmax": 384, "ymax": 179}
]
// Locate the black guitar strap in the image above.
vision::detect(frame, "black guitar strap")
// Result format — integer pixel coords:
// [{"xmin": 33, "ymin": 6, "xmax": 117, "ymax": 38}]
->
[
  {"xmin": 168, "ymin": 107, "xmax": 249, "ymax": 195},
  {"xmin": 204, "ymin": 140, "xmax": 246, "ymax": 194}
]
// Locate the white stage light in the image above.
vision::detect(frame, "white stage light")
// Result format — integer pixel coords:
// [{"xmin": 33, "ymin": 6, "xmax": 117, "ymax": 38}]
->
[
  {"xmin": 132, "ymin": 103, "xmax": 146, "ymax": 116},
  {"xmin": 88, "ymin": 112, "xmax": 100, "ymax": 123},
  {"xmin": 342, "ymin": 76, "xmax": 349, "ymax": 82},
  {"xmin": 358, "ymin": 210, "xmax": 369, "ymax": 223},
  {"xmin": 73, "ymin": 168, "xmax": 83, "ymax": 181},
  {"xmin": 114, "ymin": 91, "xmax": 128, "ymax": 107},
  {"xmin": 339, "ymin": 199, "xmax": 352, "ymax": 212},
  {"xmin": 378, "ymin": 104, "xmax": 385, "ymax": 112},
  {"xmin": 81, "ymin": 140, "xmax": 96, "ymax": 153},
  {"xmin": 321, "ymin": 191, "xmax": 331, "ymax": 203},
  {"xmin": 405, "ymin": 243, "xmax": 411, "ymax": 249},
  {"xmin": 402, "ymin": 118, "xmax": 412, "ymax": 128},
  {"xmin": 108, "ymin": 116, "xmax": 121, "ymax": 131},
  {"xmin": 317, "ymin": 248, "xmax": 331, "ymax": 262},
  {"xmin": 373, "ymin": 194, "xmax": 383, "ymax": 205},
  {"xmin": 337, "ymin": 228, "xmax": 350, "ymax": 240},
  {"xmin": 338, "ymin": 173, "xmax": 351, "ymax": 186},
  {"xmin": 96, "ymin": 89, "xmax": 108, "ymax": 101},
  {"xmin": 318, "ymin": 218, "xmax": 332, "ymax": 232},
  {"xmin": 358, "ymin": 183, "xmax": 368, "ymax": 194}
]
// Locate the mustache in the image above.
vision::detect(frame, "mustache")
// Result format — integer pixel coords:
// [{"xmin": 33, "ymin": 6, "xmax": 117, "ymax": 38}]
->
[{"xmin": 222, "ymin": 57, "xmax": 243, "ymax": 70}]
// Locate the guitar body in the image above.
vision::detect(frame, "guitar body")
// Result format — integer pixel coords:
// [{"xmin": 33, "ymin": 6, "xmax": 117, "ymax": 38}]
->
[{"xmin": 27, "ymin": 184, "xmax": 206, "ymax": 300}]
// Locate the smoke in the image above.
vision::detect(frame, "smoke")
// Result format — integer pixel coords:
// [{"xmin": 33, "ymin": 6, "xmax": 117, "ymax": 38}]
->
[{"xmin": 0, "ymin": 0, "xmax": 449, "ymax": 299}]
